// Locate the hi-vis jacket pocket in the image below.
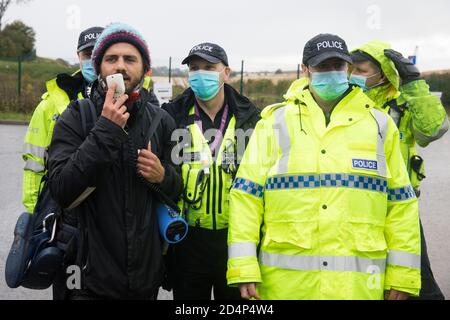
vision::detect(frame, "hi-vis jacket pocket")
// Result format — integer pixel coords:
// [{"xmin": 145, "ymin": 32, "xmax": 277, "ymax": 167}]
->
[
  {"xmin": 348, "ymin": 144, "xmax": 380, "ymax": 175},
  {"xmin": 344, "ymin": 222, "xmax": 387, "ymax": 253},
  {"xmin": 263, "ymin": 221, "xmax": 317, "ymax": 250}
]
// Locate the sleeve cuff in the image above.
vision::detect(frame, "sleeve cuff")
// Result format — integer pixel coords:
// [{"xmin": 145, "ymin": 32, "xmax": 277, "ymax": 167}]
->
[
  {"xmin": 158, "ymin": 163, "xmax": 177, "ymax": 197},
  {"xmin": 227, "ymin": 260, "xmax": 262, "ymax": 286},
  {"xmin": 385, "ymin": 265, "xmax": 421, "ymax": 296}
]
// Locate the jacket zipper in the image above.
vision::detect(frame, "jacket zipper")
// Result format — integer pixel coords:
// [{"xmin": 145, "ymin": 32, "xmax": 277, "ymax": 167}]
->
[
  {"xmin": 206, "ymin": 169, "xmax": 210, "ymax": 217},
  {"xmin": 218, "ymin": 167, "xmax": 223, "ymax": 215},
  {"xmin": 212, "ymin": 163, "xmax": 217, "ymax": 230}
]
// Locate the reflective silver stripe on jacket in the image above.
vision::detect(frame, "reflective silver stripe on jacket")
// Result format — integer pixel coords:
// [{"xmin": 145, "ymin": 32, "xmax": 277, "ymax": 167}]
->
[
  {"xmin": 414, "ymin": 116, "xmax": 449, "ymax": 146},
  {"xmin": 23, "ymin": 143, "xmax": 46, "ymax": 160},
  {"xmin": 372, "ymin": 109, "xmax": 388, "ymax": 178},
  {"xmin": 273, "ymin": 107, "xmax": 290, "ymax": 175},
  {"xmin": 387, "ymin": 250, "xmax": 421, "ymax": 269},
  {"xmin": 24, "ymin": 160, "xmax": 45, "ymax": 173},
  {"xmin": 260, "ymin": 251, "xmax": 386, "ymax": 274},
  {"xmin": 229, "ymin": 242, "xmax": 258, "ymax": 259}
]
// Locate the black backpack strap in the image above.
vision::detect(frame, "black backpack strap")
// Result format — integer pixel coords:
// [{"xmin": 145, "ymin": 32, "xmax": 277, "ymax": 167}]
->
[
  {"xmin": 54, "ymin": 99, "xmax": 96, "ymax": 267},
  {"xmin": 78, "ymin": 99, "xmax": 98, "ymax": 137},
  {"xmin": 144, "ymin": 105, "xmax": 164, "ymax": 146}
]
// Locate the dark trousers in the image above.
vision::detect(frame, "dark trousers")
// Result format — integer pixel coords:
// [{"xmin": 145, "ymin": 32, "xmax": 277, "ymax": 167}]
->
[
  {"xmin": 171, "ymin": 227, "xmax": 242, "ymax": 300},
  {"xmin": 65, "ymin": 289, "xmax": 157, "ymax": 300},
  {"xmin": 52, "ymin": 269, "xmax": 69, "ymax": 300},
  {"xmin": 410, "ymin": 221, "xmax": 445, "ymax": 300}
]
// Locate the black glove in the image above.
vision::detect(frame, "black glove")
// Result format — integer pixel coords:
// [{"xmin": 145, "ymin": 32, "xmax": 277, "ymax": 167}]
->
[{"xmin": 384, "ymin": 49, "xmax": 422, "ymax": 84}]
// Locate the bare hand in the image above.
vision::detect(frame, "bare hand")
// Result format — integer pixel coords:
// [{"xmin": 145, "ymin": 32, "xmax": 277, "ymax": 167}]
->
[
  {"xmin": 138, "ymin": 142, "xmax": 165, "ymax": 184},
  {"xmin": 239, "ymin": 283, "xmax": 260, "ymax": 300},
  {"xmin": 101, "ymin": 83, "xmax": 129, "ymax": 128},
  {"xmin": 384, "ymin": 289, "xmax": 410, "ymax": 300}
]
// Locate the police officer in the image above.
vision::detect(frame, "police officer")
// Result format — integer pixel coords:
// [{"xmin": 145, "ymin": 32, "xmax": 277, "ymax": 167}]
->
[
  {"xmin": 162, "ymin": 43, "xmax": 260, "ymax": 300},
  {"xmin": 349, "ymin": 41, "xmax": 449, "ymax": 299},
  {"xmin": 22, "ymin": 26, "xmax": 104, "ymax": 215},
  {"xmin": 227, "ymin": 34, "xmax": 421, "ymax": 300}
]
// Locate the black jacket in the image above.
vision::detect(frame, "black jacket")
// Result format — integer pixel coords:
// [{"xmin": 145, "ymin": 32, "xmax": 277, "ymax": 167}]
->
[
  {"xmin": 162, "ymin": 84, "xmax": 261, "ymax": 159},
  {"xmin": 48, "ymin": 86, "xmax": 182, "ymax": 299}
]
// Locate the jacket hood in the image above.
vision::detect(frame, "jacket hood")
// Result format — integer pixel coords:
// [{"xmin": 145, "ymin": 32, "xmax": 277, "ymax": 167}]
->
[{"xmin": 351, "ymin": 40, "xmax": 400, "ymax": 90}]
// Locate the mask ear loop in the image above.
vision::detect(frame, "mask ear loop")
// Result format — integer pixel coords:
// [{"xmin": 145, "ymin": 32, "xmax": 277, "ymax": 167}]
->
[
  {"xmin": 217, "ymin": 67, "xmax": 227, "ymax": 91},
  {"xmin": 366, "ymin": 71, "xmax": 387, "ymax": 90}
]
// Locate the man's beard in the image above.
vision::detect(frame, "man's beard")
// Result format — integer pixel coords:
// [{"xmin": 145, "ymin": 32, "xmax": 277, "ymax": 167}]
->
[
  {"xmin": 100, "ymin": 72, "xmax": 143, "ymax": 94},
  {"xmin": 123, "ymin": 73, "xmax": 143, "ymax": 94}
]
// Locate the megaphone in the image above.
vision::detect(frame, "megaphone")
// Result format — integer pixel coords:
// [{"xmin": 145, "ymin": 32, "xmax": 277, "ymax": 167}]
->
[{"xmin": 157, "ymin": 204, "xmax": 188, "ymax": 244}]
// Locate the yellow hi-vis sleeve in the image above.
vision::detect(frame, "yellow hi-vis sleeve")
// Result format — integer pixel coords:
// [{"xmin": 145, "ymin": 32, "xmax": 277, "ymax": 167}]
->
[
  {"xmin": 384, "ymin": 117, "xmax": 421, "ymax": 296},
  {"xmin": 227, "ymin": 118, "xmax": 275, "ymax": 286},
  {"xmin": 22, "ymin": 98, "xmax": 52, "ymax": 213}
]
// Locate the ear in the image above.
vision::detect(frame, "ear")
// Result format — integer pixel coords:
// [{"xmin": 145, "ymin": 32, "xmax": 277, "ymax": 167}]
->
[
  {"xmin": 223, "ymin": 66, "xmax": 232, "ymax": 82},
  {"xmin": 77, "ymin": 53, "xmax": 84, "ymax": 69},
  {"xmin": 301, "ymin": 64, "xmax": 310, "ymax": 78}
]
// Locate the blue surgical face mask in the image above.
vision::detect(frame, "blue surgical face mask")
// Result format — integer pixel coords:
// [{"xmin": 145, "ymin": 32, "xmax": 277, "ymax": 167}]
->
[
  {"xmin": 349, "ymin": 72, "xmax": 380, "ymax": 92},
  {"xmin": 188, "ymin": 69, "xmax": 224, "ymax": 101},
  {"xmin": 81, "ymin": 59, "xmax": 97, "ymax": 83},
  {"xmin": 310, "ymin": 70, "xmax": 350, "ymax": 101}
]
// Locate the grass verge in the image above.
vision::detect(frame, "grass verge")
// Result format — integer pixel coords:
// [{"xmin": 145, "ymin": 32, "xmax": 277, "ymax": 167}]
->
[{"xmin": 0, "ymin": 112, "xmax": 31, "ymax": 123}]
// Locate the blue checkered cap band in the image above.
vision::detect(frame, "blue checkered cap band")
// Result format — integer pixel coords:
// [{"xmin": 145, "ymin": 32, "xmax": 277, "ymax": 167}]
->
[
  {"xmin": 388, "ymin": 185, "xmax": 416, "ymax": 202},
  {"xmin": 233, "ymin": 178, "xmax": 264, "ymax": 198}
]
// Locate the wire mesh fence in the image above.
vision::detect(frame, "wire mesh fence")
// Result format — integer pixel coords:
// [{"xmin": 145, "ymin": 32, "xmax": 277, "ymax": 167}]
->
[
  {"xmin": 0, "ymin": 55, "xmax": 307, "ymax": 114},
  {"xmin": 2, "ymin": 54, "xmax": 448, "ymax": 116}
]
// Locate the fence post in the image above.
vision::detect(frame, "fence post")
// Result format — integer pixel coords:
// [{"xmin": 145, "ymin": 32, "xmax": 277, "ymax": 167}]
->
[
  {"xmin": 169, "ymin": 56, "xmax": 172, "ymax": 83},
  {"xmin": 240, "ymin": 60, "xmax": 244, "ymax": 95},
  {"xmin": 18, "ymin": 56, "xmax": 22, "ymax": 97},
  {"xmin": 297, "ymin": 64, "xmax": 301, "ymax": 79}
]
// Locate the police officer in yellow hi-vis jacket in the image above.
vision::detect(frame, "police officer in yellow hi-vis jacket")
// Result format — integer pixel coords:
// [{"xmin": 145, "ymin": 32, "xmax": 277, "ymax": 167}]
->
[
  {"xmin": 22, "ymin": 26, "xmax": 104, "ymax": 214},
  {"xmin": 163, "ymin": 43, "xmax": 260, "ymax": 300},
  {"xmin": 349, "ymin": 41, "xmax": 448, "ymax": 300},
  {"xmin": 227, "ymin": 34, "xmax": 421, "ymax": 300}
]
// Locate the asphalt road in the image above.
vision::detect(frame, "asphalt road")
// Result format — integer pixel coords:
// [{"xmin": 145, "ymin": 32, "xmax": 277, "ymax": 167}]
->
[{"xmin": 0, "ymin": 124, "xmax": 449, "ymax": 300}]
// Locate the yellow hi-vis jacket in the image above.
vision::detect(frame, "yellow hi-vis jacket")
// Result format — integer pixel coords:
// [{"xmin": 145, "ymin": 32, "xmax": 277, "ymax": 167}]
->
[
  {"xmin": 22, "ymin": 72, "xmax": 84, "ymax": 213},
  {"xmin": 227, "ymin": 83, "xmax": 421, "ymax": 300}
]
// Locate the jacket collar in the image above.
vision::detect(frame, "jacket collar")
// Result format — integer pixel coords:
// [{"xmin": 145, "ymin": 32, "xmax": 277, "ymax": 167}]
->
[
  {"xmin": 289, "ymin": 85, "xmax": 375, "ymax": 131},
  {"xmin": 170, "ymin": 84, "xmax": 260, "ymax": 129},
  {"xmin": 53, "ymin": 70, "xmax": 86, "ymax": 100}
]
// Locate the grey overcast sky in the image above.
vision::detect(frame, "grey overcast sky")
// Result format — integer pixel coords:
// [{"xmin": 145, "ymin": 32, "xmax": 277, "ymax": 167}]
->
[{"xmin": 5, "ymin": 0, "xmax": 450, "ymax": 72}]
